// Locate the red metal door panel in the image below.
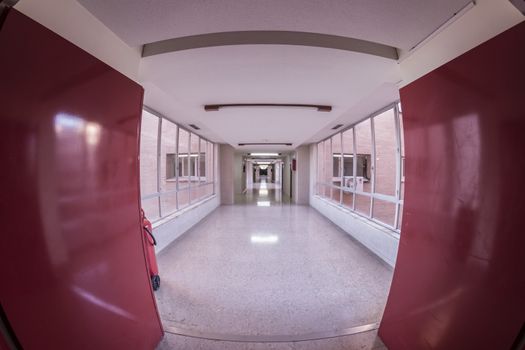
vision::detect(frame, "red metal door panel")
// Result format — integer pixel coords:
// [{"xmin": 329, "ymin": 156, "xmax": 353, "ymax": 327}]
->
[
  {"xmin": 0, "ymin": 9, "xmax": 162, "ymax": 349},
  {"xmin": 379, "ymin": 22, "xmax": 525, "ymax": 349}
]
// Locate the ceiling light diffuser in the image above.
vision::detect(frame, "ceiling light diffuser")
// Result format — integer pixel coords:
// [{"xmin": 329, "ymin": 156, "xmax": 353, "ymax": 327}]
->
[
  {"xmin": 205, "ymin": 103, "xmax": 331, "ymax": 112},
  {"xmin": 250, "ymin": 153, "xmax": 279, "ymax": 156}
]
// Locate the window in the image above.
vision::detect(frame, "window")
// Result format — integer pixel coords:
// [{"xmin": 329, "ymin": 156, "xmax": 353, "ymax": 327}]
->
[
  {"xmin": 190, "ymin": 133, "xmax": 201, "ymax": 202},
  {"xmin": 341, "ymin": 128, "xmax": 354, "ymax": 209},
  {"xmin": 355, "ymin": 119, "xmax": 372, "ymax": 192},
  {"xmin": 371, "ymin": 108, "xmax": 398, "ymax": 225},
  {"xmin": 159, "ymin": 119, "xmax": 178, "ymax": 214},
  {"xmin": 139, "ymin": 109, "xmax": 216, "ymax": 222},
  {"xmin": 322, "ymin": 139, "xmax": 332, "ymax": 198},
  {"xmin": 139, "ymin": 110, "xmax": 159, "ymax": 220},
  {"xmin": 331, "ymin": 134, "xmax": 342, "ymax": 203},
  {"xmin": 178, "ymin": 128, "xmax": 190, "ymax": 187},
  {"xmin": 315, "ymin": 103, "xmax": 404, "ymax": 231},
  {"xmin": 166, "ymin": 154, "xmax": 176, "ymax": 179},
  {"xmin": 316, "ymin": 142, "xmax": 325, "ymax": 195},
  {"xmin": 373, "ymin": 108, "xmax": 397, "ymax": 196},
  {"xmin": 204, "ymin": 141, "xmax": 214, "ymax": 197},
  {"xmin": 200, "ymin": 137, "xmax": 207, "ymax": 183}
]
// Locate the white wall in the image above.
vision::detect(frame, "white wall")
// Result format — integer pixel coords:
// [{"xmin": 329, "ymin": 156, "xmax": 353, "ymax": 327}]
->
[
  {"xmin": 15, "ymin": 0, "xmax": 141, "ymax": 80},
  {"xmin": 220, "ymin": 144, "xmax": 235, "ymax": 204},
  {"xmin": 398, "ymin": 0, "xmax": 523, "ymax": 86},
  {"xmin": 293, "ymin": 146, "xmax": 310, "ymax": 205},
  {"xmin": 153, "ymin": 195, "xmax": 220, "ymax": 253},
  {"xmin": 282, "ymin": 154, "xmax": 291, "ymax": 199},
  {"xmin": 308, "ymin": 144, "xmax": 399, "ymax": 266},
  {"xmin": 246, "ymin": 161, "xmax": 253, "ymax": 188},
  {"xmin": 233, "ymin": 153, "xmax": 244, "ymax": 195}
]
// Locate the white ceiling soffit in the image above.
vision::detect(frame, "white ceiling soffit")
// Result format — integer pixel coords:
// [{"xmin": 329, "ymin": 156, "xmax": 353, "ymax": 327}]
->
[
  {"xmin": 140, "ymin": 44, "xmax": 400, "ymax": 151},
  {"xmin": 305, "ymin": 82, "xmax": 400, "ymax": 144},
  {"xmin": 78, "ymin": 0, "xmax": 473, "ymax": 50}
]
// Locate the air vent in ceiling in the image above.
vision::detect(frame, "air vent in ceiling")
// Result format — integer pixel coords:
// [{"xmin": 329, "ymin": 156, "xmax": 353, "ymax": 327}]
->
[
  {"xmin": 332, "ymin": 124, "xmax": 344, "ymax": 130},
  {"xmin": 189, "ymin": 124, "xmax": 200, "ymax": 130}
]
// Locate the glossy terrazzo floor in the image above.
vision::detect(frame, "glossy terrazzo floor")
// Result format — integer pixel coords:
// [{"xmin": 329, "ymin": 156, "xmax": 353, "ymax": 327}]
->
[{"xmin": 155, "ymin": 179, "xmax": 392, "ymax": 349}]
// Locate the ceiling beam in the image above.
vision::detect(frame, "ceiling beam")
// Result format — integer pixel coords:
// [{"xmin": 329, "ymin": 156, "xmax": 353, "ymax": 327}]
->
[{"xmin": 142, "ymin": 30, "xmax": 399, "ymax": 60}]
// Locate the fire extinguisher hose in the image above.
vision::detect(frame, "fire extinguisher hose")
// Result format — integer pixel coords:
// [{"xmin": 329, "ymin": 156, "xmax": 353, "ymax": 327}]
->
[{"xmin": 144, "ymin": 226, "xmax": 157, "ymax": 246}]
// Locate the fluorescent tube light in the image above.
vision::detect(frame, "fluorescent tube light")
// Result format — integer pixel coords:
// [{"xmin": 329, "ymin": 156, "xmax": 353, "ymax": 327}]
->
[
  {"xmin": 205, "ymin": 103, "xmax": 331, "ymax": 112},
  {"xmin": 250, "ymin": 153, "xmax": 279, "ymax": 156},
  {"xmin": 251, "ymin": 235, "xmax": 278, "ymax": 243}
]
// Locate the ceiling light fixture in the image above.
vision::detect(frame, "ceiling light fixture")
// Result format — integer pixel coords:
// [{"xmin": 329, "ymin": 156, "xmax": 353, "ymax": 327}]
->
[
  {"xmin": 332, "ymin": 124, "xmax": 344, "ymax": 130},
  {"xmin": 189, "ymin": 124, "xmax": 200, "ymax": 130},
  {"xmin": 239, "ymin": 143, "xmax": 292, "ymax": 146},
  {"xmin": 250, "ymin": 152, "xmax": 279, "ymax": 157},
  {"xmin": 205, "ymin": 103, "xmax": 331, "ymax": 112}
]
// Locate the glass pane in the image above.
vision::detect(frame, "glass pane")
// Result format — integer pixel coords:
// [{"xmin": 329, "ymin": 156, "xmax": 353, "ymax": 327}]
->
[
  {"xmin": 355, "ymin": 119, "xmax": 372, "ymax": 193},
  {"xmin": 200, "ymin": 138, "xmax": 207, "ymax": 183},
  {"xmin": 207, "ymin": 142, "xmax": 214, "ymax": 183},
  {"xmin": 317, "ymin": 142, "xmax": 324, "ymax": 195},
  {"xmin": 324, "ymin": 184, "xmax": 331, "ymax": 198},
  {"xmin": 373, "ymin": 199, "xmax": 396, "ymax": 227},
  {"xmin": 160, "ymin": 120, "xmax": 177, "ymax": 192},
  {"xmin": 204, "ymin": 183, "xmax": 214, "ymax": 197},
  {"xmin": 342, "ymin": 190, "xmax": 353, "ymax": 208},
  {"xmin": 160, "ymin": 191, "xmax": 177, "ymax": 216},
  {"xmin": 316, "ymin": 183, "xmax": 322, "ymax": 196},
  {"xmin": 178, "ymin": 128, "xmax": 190, "ymax": 189},
  {"xmin": 355, "ymin": 194, "xmax": 371, "ymax": 216},
  {"xmin": 342, "ymin": 128, "xmax": 354, "ymax": 191},
  {"xmin": 139, "ymin": 110, "xmax": 158, "ymax": 196},
  {"xmin": 190, "ymin": 186, "xmax": 201, "ymax": 203},
  {"xmin": 190, "ymin": 133, "xmax": 200, "ymax": 187},
  {"xmin": 331, "ymin": 187, "xmax": 341, "ymax": 204},
  {"xmin": 323, "ymin": 140, "xmax": 332, "ymax": 189},
  {"xmin": 318, "ymin": 184, "xmax": 329, "ymax": 199},
  {"xmin": 141, "ymin": 197, "xmax": 160, "ymax": 221},
  {"xmin": 374, "ymin": 108, "xmax": 397, "ymax": 196},
  {"xmin": 178, "ymin": 188, "xmax": 190, "ymax": 209},
  {"xmin": 331, "ymin": 134, "xmax": 342, "ymax": 188},
  {"xmin": 397, "ymin": 204, "xmax": 404, "ymax": 230}
]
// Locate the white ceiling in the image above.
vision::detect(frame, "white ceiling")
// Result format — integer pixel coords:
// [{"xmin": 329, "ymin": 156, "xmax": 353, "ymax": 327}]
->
[
  {"xmin": 140, "ymin": 45, "xmax": 400, "ymax": 150},
  {"xmin": 77, "ymin": 0, "xmax": 471, "ymax": 151},
  {"xmin": 78, "ymin": 0, "xmax": 471, "ymax": 50}
]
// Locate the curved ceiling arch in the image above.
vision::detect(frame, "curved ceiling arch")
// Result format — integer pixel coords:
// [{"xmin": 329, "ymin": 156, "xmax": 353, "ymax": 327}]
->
[{"xmin": 142, "ymin": 31, "xmax": 399, "ymax": 60}]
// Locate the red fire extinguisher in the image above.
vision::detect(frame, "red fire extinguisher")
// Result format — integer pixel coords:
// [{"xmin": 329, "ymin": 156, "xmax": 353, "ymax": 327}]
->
[{"xmin": 141, "ymin": 209, "xmax": 160, "ymax": 291}]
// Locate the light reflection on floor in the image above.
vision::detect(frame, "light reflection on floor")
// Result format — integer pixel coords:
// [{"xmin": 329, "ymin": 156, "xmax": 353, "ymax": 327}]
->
[
  {"xmin": 155, "ymin": 188, "xmax": 393, "ymax": 339},
  {"xmin": 237, "ymin": 176, "xmax": 286, "ymax": 205}
]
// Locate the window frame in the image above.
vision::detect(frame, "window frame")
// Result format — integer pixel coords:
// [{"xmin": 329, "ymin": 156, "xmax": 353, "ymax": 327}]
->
[
  {"xmin": 315, "ymin": 102, "xmax": 404, "ymax": 233},
  {"xmin": 140, "ymin": 106, "xmax": 217, "ymax": 223}
]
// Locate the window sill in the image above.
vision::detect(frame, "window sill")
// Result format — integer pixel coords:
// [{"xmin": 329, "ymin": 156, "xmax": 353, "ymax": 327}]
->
[
  {"xmin": 152, "ymin": 194, "xmax": 217, "ymax": 229},
  {"xmin": 313, "ymin": 195, "xmax": 400, "ymax": 240}
]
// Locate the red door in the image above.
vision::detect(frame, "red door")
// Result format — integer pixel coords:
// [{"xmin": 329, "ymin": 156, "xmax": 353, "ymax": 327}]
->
[
  {"xmin": 379, "ymin": 21, "xmax": 525, "ymax": 349},
  {"xmin": 0, "ymin": 9, "xmax": 163, "ymax": 349}
]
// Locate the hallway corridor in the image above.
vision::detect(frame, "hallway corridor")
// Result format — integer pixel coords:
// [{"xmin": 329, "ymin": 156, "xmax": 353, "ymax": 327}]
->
[
  {"xmin": 155, "ymin": 183, "xmax": 393, "ymax": 349},
  {"xmin": 3, "ymin": 2, "xmax": 524, "ymax": 349}
]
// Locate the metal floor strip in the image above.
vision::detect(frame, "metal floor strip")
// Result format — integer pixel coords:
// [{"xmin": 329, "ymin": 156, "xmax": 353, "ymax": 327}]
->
[{"xmin": 162, "ymin": 320, "xmax": 379, "ymax": 343}]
